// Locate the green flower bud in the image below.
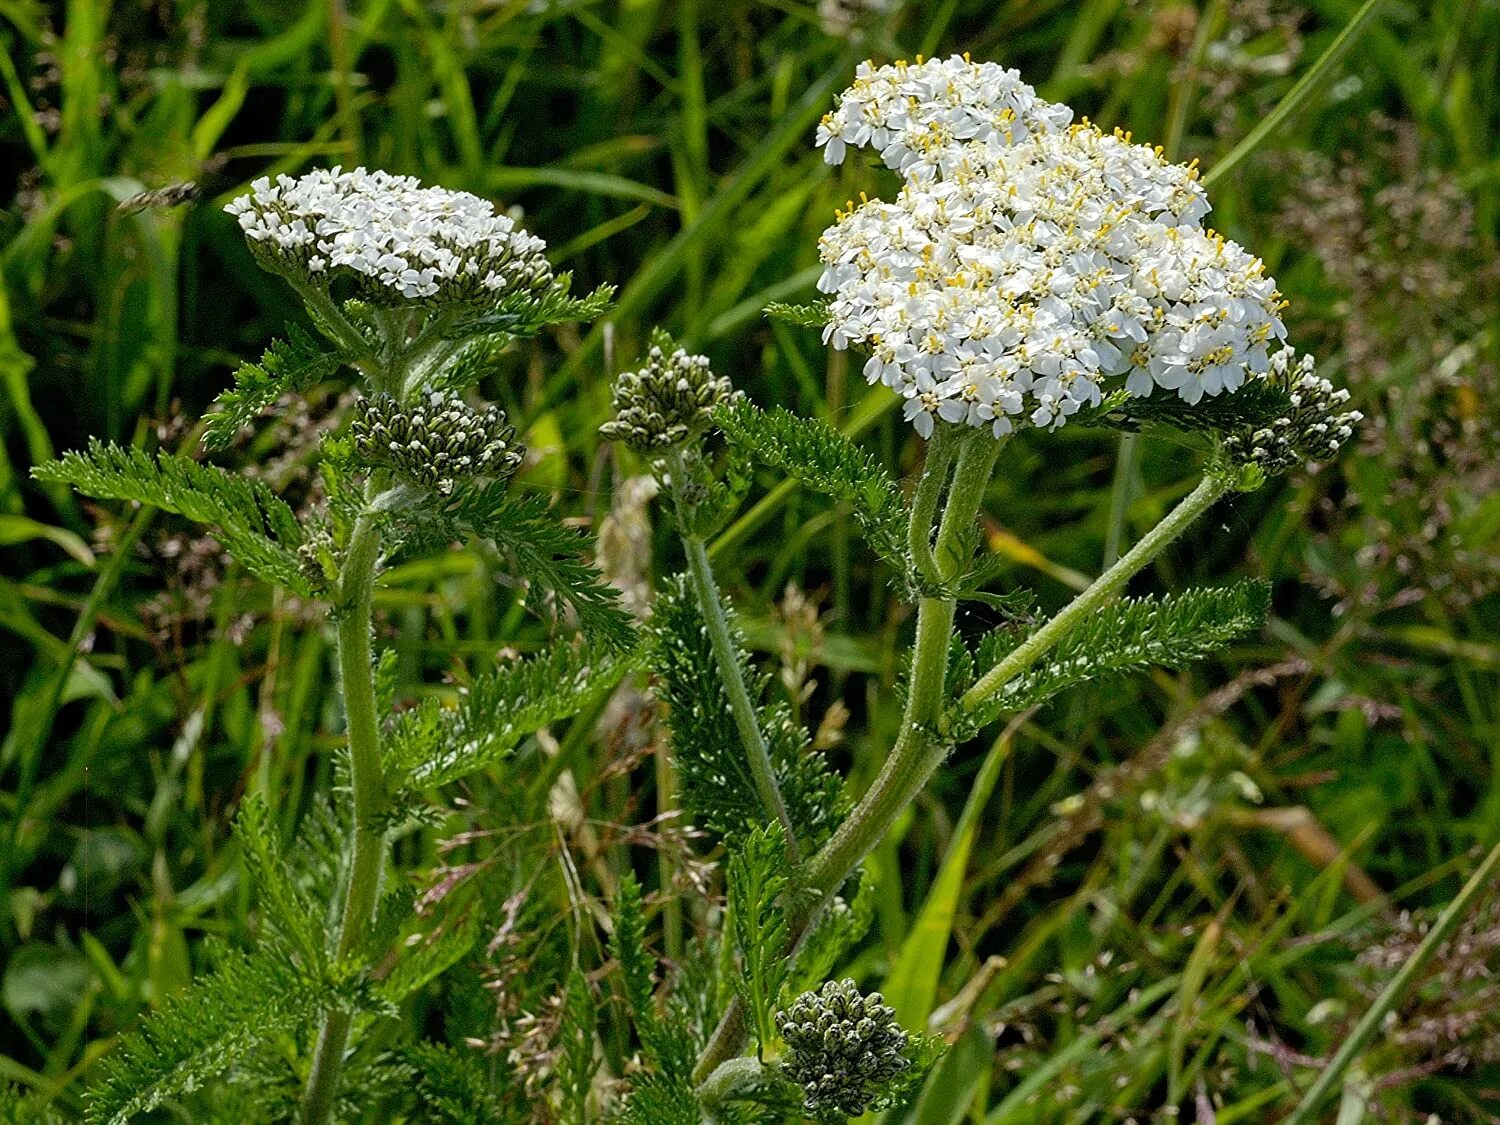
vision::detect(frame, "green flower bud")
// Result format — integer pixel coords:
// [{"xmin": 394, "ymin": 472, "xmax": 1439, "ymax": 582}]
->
[
  {"xmin": 776, "ymin": 979, "xmax": 910, "ymax": 1119},
  {"xmin": 1223, "ymin": 348, "xmax": 1362, "ymax": 474},
  {"xmin": 351, "ymin": 391, "xmax": 524, "ymax": 495},
  {"xmin": 599, "ymin": 344, "xmax": 742, "ymax": 452}
]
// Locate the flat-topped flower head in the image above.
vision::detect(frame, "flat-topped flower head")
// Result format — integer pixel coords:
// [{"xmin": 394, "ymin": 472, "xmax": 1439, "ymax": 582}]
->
[
  {"xmin": 225, "ymin": 167, "xmax": 553, "ymax": 305},
  {"xmin": 813, "ymin": 57, "xmax": 1295, "ymax": 440},
  {"xmin": 816, "ymin": 53, "xmax": 1073, "ymax": 180},
  {"xmin": 1223, "ymin": 348, "xmax": 1363, "ymax": 473},
  {"xmin": 599, "ymin": 344, "xmax": 743, "ymax": 452},
  {"xmin": 352, "ymin": 390, "xmax": 523, "ymax": 495},
  {"xmin": 777, "ymin": 979, "xmax": 910, "ymax": 1118}
]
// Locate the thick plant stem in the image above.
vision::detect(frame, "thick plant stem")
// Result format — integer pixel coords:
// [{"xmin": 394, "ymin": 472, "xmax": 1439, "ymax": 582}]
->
[
  {"xmin": 1286, "ymin": 838, "xmax": 1500, "ymax": 1125},
  {"xmin": 961, "ymin": 472, "xmax": 1232, "ymax": 713},
  {"xmin": 300, "ymin": 510, "xmax": 387, "ymax": 1125},
  {"xmin": 683, "ymin": 533, "xmax": 800, "ymax": 863}
]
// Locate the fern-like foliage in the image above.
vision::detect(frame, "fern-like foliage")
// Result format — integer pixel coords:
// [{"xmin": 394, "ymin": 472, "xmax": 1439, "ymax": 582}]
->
[
  {"xmin": 729, "ymin": 823, "xmax": 792, "ymax": 1056},
  {"xmin": 788, "ymin": 875, "xmax": 876, "ymax": 996},
  {"xmin": 202, "ymin": 326, "xmax": 342, "ymax": 450},
  {"xmin": 376, "ymin": 913, "xmax": 481, "ymax": 1004},
  {"xmin": 716, "ymin": 400, "xmax": 909, "ymax": 581},
  {"xmin": 764, "ymin": 300, "xmax": 831, "ymax": 328},
  {"xmin": 382, "ymin": 637, "xmax": 640, "ymax": 805},
  {"xmin": 388, "ymin": 484, "xmax": 635, "ymax": 650},
  {"xmin": 953, "ymin": 580, "xmax": 1271, "ymax": 734},
  {"xmin": 85, "ymin": 941, "xmax": 372, "ymax": 1125},
  {"xmin": 650, "ymin": 576, "xmax": 842, "ymax": 850},
  {"xmin": 234, "ymin": 795, "xmax": 327, "ymax": 970},
  {"xmin": 556, "ymin": 969, "xmax": 598, "ymax": 1123},
  {"xmin": 441, "ymin": 277, "xmax": 614, "ymax": 345},
  {"xmin": 614, "ymin": 1075, "xmax": 703, "ymax": 1125},
  {"xmin": 1077, "ymin": 382, "xmax": 1297, "ymax": 439},
  {"xmin": 33, "ymin": 441, "xmax": 311, "ymax": 594},
  {"xmin": 399, "ymin": 1043, "xmax": 515, "ymax": 1125}
]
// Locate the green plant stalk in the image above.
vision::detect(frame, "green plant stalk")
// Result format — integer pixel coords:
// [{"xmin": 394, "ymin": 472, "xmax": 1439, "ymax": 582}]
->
[
  {"xmin": 1286, "ymin": 837, "xmax": 1500, "ymax": 1125},
  {"xmin": 960, "ymin": 472, "xmax": 1232, "ymax": 713},
  {"xmin": 300, "ymin": 507, "xmax": 387, "ymax": 1125},
  {"xmin": 682, "ymin": 532, "xmax": 801, "ymax": 864},
  {"xmin": 693, "ymin": 431, "xmax": 994, "ymax": 1083},
  {"xmin": 909, "ymin": 425, "xmax": 957, "ymax": 584},
  {"xmin": 694, "ymin": 453, "xmax": 1229, "ymax": 1085},
  {"xmin": 1203, "ymin": 0, "xmax": 1389, "ymax": 188}
]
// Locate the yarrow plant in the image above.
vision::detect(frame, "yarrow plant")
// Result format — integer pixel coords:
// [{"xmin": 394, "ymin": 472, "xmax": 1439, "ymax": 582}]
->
[{"xmin": 36, "ymin": 52, "xmax": 1363, "ymax": 1125}]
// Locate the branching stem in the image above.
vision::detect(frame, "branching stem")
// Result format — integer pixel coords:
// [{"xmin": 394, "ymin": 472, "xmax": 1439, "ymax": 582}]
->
[
  {"xmin": 693, "ymin": 449, "xmax": 1232, "ymax": 1086},
  {"xmin": 960, "ymin": 472, "xmax": 1231, "ymax": 713}
]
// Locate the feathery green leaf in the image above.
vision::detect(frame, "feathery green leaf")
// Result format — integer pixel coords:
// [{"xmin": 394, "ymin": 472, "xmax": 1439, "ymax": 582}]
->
[
  {"xmin": 383, "ymin": 638, "xmax": 640, "ymax": 804},
  {"xmin": 764, "ymin": 300, "xmax": 831, "ymax": 328},
  {"xmin": 650, "ymin": 576, "xmax": 842, "ymax": 850},
  {"xmin": 202, "ymin": 326, "xmax": 342, "ymax": 450},
  {"xmin": 33, "ymin": 441, "xmax": 311, "ymax": 593},
  {"xmin": 441, "ymin": 277, "xmax": 614, "ymax": 345},
  {"xmin": 388, "ymin": 484, "xmax": 635, "ymax": 650},
  {"xmin": 84, "ymin": 942, "xmax": 369, "ymax": 1125},
  {"xmin": 954, "ymin": 581, "xmax": 1272, "ymax": 733},
  {"xmin": 729, "ymin": 823, "xmax": 792, "ymax": 1056},
  {"xmin": 715, "ymin": 400, "xmax": 909, "ymax": 581}
]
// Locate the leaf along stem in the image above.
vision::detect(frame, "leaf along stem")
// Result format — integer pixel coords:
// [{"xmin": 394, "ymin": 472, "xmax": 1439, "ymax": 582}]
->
[
  {"xmin": 300, "ymin": 501, "xmax": 388, "ymax": 1124},
  {"xmin": 960, "ymin": 471, "xmax": 1232, "ymax": 714}
]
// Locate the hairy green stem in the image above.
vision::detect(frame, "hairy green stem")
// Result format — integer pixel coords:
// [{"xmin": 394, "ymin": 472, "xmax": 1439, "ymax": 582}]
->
[
  {"xmin": 693, "ymin": 430, "xmax": 993, "ymax": 1083},
  {"xmin": 908, "ymin": 426, "xmax": 957, "ymax": 584},
  {"xmin": 697, "ymin": 1056, "xmax": 765, "ymax": 1113},
  {"xmin": 1286, "ymin": 838, "xmax": 1500, "ymax": 1124},
  {"xmin": 300, "ymin": 507, "xmax": 387, "ymax": 1125},
  {"xmin": 694, "ymin": 455, "xmax": 1232, "ymax": 1087},
  {"xmin": 682, "ymin": 533, "xmax": 801, "ymax": 864},
  {"xmin": 961, "ymin": 472, "xmax": 1232, "ymax": 714}
]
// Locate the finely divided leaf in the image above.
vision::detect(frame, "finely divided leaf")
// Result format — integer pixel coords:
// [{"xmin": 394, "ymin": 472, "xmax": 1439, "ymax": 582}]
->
[
  {"xmin": 442, "ymin": 278, "xmax": 614, "ymax": 345},
  {"xmin": 729, "ymin": 823, "xmax": 792, "ymax": 1056},
  {"xmin": 958, "ymin": 581, "xmax": 1271, "ymax": 732},
  {"xmin": 764, "ymin": 300, "xmax": 831, "ymax": 328},
  {"xmin": 389, "ymin": 485, "xmax": 635, "ymax": 651},
  {"xmin": 383, "ymin": 638, "xmax": 640, "ymax": 803},
  {"xmin": 1078, "ymin": 382, "xmax": 1297, "ymax": 438},
  {"xmin": 716, "ymin": 400, "xmax": 908, "ymax": 578},
  {"xmin": 650, "ymin": 576, "xmax": 841, "ymax": 850},
  {"xmin": 33, "ymin": 441, "xmax": 311, "ymax": 593},
  {"xmin": 85, "ymin": 942, "xmax": 367, "ymax": 1125},
  {"xmin": 203, "ymin": 326, "xmax": 342, "ymax": 450}
]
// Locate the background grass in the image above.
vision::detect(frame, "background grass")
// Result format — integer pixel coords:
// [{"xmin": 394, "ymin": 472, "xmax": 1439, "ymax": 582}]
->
[{"xmin": 2, "ymin": 0, "xmax": 1499, "ymax": 1120}]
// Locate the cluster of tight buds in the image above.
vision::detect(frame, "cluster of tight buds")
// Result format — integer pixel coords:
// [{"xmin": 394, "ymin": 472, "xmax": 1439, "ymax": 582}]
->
[
  {"xmin": 598, "ymin": 344, "xmax": 743, "ymax": 452},
  {"xmin": 776, "ymin": 979, "xmax": 910, "ymax": 1118},
  {"xmin": 1223, "ymin": 348, "xmax": 1363, "ymax": 472},
  {"xmin": 352, "ymin": 391, "xmax": 522, "ymax": 495}
]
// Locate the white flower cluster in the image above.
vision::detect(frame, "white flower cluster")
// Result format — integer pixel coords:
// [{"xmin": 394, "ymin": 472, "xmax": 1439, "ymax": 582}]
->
[
  {"xmin": 815, "ymin": 56, "xmax": 1288, "ymax": 437},
  {"xmin": 225, "ymin": 167, "xmax": 552, "ymax": 304},
  {"xmin": 816, "ymin": 54, "xmax": 1073, "ymax": 180}
]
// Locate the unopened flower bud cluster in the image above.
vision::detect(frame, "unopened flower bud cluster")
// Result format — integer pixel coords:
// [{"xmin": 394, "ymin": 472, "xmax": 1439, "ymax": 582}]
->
[
  {"xmin": 777, "ymin": 978, "xmax": 910, "ymax": 1118},
  {"xmin": 352, "ymin": 391, "xmax": 523, "ymax": 495},
  {"xmin": 599, "ymin": 345, "xmax": 743, "ymax": 452},
  {"xmin": 815, "ymin": 55, "xmax": 1292, "ymax": 438},
  {"xmin": 1223, "ymin": 348, "xmax": 1362, "ymax": 471},
  {"xmin": 225, "ymin": 167, "xmax": 553, "ymax": 304}
]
